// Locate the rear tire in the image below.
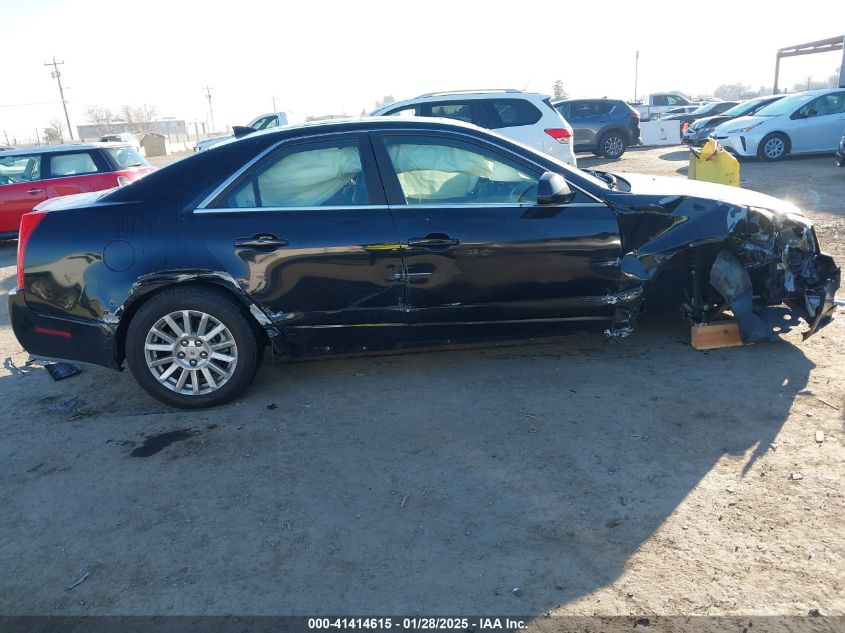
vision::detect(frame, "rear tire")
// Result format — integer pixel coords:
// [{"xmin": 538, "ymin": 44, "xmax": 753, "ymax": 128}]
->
[
  {"xmin": 757, "ymin": 133, "xmax": 789, "ymax": 162},
  {"xmin": 126, "ymin": 286, "xmax": 260, "ymax": 409},
  {"xmin": 598, "ymin": 131, "xmax": 628, "ymax": 158}
]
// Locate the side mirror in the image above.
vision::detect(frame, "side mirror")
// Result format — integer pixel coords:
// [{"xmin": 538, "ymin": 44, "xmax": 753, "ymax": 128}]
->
[{"xmin": 537, "ymin": 171, "xmax": 573, "ymax": 205}]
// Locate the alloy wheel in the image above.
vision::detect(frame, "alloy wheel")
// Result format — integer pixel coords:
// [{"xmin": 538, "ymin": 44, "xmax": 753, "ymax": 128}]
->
[
  {"xmin": 604, "ymin": 136, "xmax": 624, "ymax": 158},
  {"xmin": 143, "ymin": 310, "xmax": 238, "ymax": 395},
  {"xmin": 763, "ymin": 137, "xmax": 785, "ymax": 159}
]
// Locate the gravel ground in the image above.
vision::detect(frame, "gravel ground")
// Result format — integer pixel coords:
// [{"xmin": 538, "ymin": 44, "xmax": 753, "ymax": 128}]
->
[{"xmin": 0, "ymin": 146, "xmax": 842, "ymax": 618}]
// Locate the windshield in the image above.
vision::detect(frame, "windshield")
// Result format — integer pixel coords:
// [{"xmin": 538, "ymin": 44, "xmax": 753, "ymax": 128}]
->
[
  {"xmin": 690, "ymin": 103, "xmax": 716, "ymax": 115},
  {"xmin": 755, "ymin": 94, "xmax": 809, "ymax": 117},
  {"xmin": 722, "ymin": 100, "xmax": 758, "ymax": 117},
  {"xmin": 104, "ymin": 146, "xmax": 148, "ymax": 168}
]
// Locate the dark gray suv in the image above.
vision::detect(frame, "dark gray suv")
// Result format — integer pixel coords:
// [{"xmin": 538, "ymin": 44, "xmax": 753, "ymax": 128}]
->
[{"xmin": 553, "ymin": 99, "xmax": 641, "ymax": 158}]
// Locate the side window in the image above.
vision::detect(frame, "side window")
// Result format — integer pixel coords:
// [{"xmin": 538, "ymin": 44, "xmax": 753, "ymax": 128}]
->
[
  {"xmin": 383, "ymin": 106, "xmax": 417, "ymax": 118},
  {"xmin": 593, "ymin": 101, "xmax": 614, "ymax": 116},
  {"xmin": 251, "ymin": 116, "xmax": 276, "ymax": 130},
  {"xmin": 568, "ymin": 103, "xmax": 590, "ymax": 119},
  {"xmin": 220, "ymin": 139, "xmax": 369, "ymax": 208},
  {"xmin": 428, "ymin": 102, "xmax": 474, "ymax": 124},
  {"xmin": 554, "ymin": 103, "xmax": 571, "ymax": 119},
  {"xmin": 799, "ymin": 93, "xmax": 845, "ymax": 118},
  {"xmin": 487, "ymin": 99, "xmax": 542, "ymax": 129},
  {"xmin": 50, "ymin": 152, "xmax": 99, "ymax": 177},
  {"xmin": 0, "ymin": 155, "xmax": 41, "ymax": 185},
  {"xmin": 653, "ymin": 95, "xmax": 669, "ymax": 106},
  {"xmin": 382, "ymin": 136, "xmax": 539, "ymax": 205}
]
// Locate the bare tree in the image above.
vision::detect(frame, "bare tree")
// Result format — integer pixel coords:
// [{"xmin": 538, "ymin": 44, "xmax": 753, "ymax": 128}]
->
[
  {"xmin": 42, "ymin": 119, "xmax": 65, "ymax": 144},
  {"xmin": 373, "ymin": 95, "xmax": 395, "ymax": 109},
  {"xmin": 85, "ymin": 106, "xmax": 118, "ymax": 135},
  {"xmin": 120, "ymin": 104, "xmax": 158, "ymax": 137},
  {"xmin": 553, "ymin": 79, "xmax": 568, "ymax": 100},
  {"xmin": 714, "ymin": 83, "xmax": 750, "ymax": 100}
]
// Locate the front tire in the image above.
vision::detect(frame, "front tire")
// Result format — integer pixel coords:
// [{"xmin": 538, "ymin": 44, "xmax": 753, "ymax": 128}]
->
[
  {"xmin": 126, "ymin": 286, "xmax": 261, "ymax": 409},
  {"xmin": 599, "ymin": 131, "xmax": 628, "ymax": 158},
  {"xmin": 757, "ymin": 133, "xmax": 789, "ymax": 162}
]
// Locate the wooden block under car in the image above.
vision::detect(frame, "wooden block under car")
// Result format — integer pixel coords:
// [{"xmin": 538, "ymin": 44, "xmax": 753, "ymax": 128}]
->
[{"xmin": 691, "ymin": 321, "xmax": 743, "ymax": 350}]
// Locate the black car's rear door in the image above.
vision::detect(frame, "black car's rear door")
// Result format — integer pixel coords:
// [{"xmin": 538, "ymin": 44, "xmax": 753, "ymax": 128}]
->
[
  {"xmin": 189, "ymin": 133, "xmax": 405, "ymax": 351},
  {"xmin": 370, "ymin": 130, "xmax": 622, "ymax": 333}
]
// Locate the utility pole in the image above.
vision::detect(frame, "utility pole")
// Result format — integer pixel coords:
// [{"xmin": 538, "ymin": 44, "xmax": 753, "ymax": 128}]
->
[
  {"xmin": 272, "ymin": 95, "xmax": 277, "ymax": 111},
  {"xmin": 202, "ymin": 85, "xmax": 215, "ymax": 133},
  {"xmin": 633, "ymin": 50, "xmax": 640, "ymax": 102},
  {"xmin": 44, "ymin": 56, "xmax": 73, "ymax": 140}
]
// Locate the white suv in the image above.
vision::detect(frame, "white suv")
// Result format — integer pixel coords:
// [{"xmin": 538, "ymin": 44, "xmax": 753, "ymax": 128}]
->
[{"xmin": 370, "ymin": 89, "xmax": 576, "ymax": 166}]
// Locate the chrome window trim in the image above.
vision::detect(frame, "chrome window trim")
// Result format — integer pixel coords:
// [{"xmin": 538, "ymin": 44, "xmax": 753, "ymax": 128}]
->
[
  {"xmin": 194, "ymin": 125, "xmax": 607, "ymax": 211},
  {"xmin": 193, "ymin": 201, "xmax": 609, "ymax": 215},
  {"xmin": 194, "ymin": 204, "xmax": 390, "ymax": 214},
  {"xmin": 195, "ymin": 130, "xmax": 367, "ymax": 210}
]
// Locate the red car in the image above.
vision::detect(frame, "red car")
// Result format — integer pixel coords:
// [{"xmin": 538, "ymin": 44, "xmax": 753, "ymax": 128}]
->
[{"xmin": 0, "ymin": 143, "xmax": 156, "ymax": 237}]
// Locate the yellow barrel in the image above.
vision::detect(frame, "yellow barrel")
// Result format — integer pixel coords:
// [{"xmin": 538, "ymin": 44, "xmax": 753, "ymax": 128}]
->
[{"xmin": 688, "ymin": 139, "xmax": 740, "ymax": 187}]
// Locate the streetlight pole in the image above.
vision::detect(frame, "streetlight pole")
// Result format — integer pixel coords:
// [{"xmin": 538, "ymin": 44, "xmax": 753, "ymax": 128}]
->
[{"xmin": 44, "ymin": 56, "xmax": 73, "ymax": 140}]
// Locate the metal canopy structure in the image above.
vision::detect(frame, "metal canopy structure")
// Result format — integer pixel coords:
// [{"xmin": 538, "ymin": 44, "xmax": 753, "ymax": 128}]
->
[{"xmin": 773, "ymin": 35, "xmax": 845, "ymax": 94}]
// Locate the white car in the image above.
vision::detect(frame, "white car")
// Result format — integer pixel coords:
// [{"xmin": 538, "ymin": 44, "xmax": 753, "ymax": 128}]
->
[
  {"xmin": 712, "ymin": 88, "xmax": 845, "ymax": 161},
  {"xmin": 194, "ymin": 112, "xmax": 289, "ymax": 153},
  {"xmin": 99, "ymin": 132, "xmax": 140, "ymax": 152},
  {"xmin": 370, "ymin": 89, "xmax": 576, "ymax": 166}
]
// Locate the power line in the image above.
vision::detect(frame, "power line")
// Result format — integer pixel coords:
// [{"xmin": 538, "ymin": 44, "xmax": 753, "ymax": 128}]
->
[
  {"xmin": 0, "ymin": 100, "xmax": 58, "ymax": 108},
  {"xmin": 44, "ymin": 56, "xmax": 73, "ymax": 140}
]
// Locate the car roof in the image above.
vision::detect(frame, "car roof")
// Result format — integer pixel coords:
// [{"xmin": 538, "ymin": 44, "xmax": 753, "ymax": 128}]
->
[
  {"xmin": 105, "ymin": 116, "xmax": 567, "ymax": 204},
  {"xmin": 0, "ymin": 143, "xmax": 133, "ymax": 157},
  {"xmin": 212, "ymin": 115, "xmax": 493, "ymax": 149},
  {"xmin": 371, "ymin": 91, "xmax": 551, "ymax": 114}
]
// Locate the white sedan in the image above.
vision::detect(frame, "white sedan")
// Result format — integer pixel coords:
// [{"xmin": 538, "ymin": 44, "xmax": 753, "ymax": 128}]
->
[{"xmin": 712, "ymin": 88, "xmax": 845, "ymax": 161}]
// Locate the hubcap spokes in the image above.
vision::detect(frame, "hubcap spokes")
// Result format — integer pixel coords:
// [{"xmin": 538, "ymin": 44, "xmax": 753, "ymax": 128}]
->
[
  {"xmin": 606, "ymin": 137, "xmax": 623, "ymax": 156},
  {"xmin": 766, "ymin": 139, "xmax": 783, "ymax": 158},
  {"xmin": 144, "ymin": 310, "xmax": 238, "ymax": 395}
]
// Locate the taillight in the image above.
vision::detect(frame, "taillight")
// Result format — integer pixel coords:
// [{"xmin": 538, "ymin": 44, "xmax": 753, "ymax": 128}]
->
[
  {"xmin": 545, "ymin": 128, "xmax": 572, "ymax": 143},
  {"xmin": 17, "ymin": 210, "xmax": 47, "ymax": 289},
  {"xmin": 117, "ymin": 175, "xmax": 131, "ymax": 187},
  {"xmin": 629, "ymin": 112, "xmax": 640, "ymax": 120}
]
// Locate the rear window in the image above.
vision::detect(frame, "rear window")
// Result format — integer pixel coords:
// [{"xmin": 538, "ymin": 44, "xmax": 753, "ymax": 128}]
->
[
  {"xmin": 568, "ymin": 101, "xmax": 615, "ymax": 118},
  {"xmin": 486, "ymin": 99, "xmax": 542, "ymax": 128},
  {"xmin": 104, "ymin": 146, "xmax": 149, "ymax": 169},
  {"xmin": 50, "ymin": 152, "xmax": 100, "ymax": 177}
]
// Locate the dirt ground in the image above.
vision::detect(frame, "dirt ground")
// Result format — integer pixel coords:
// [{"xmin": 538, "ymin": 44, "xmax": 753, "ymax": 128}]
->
[{"xmin": 0, "ymin": 147, "xmax": 842, "ymax": 618}]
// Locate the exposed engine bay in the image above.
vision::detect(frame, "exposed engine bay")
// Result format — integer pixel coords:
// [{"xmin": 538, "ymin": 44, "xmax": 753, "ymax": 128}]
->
[{"xmin": 604, "ymin": 182, "xmax": 840, "ymax": 344}]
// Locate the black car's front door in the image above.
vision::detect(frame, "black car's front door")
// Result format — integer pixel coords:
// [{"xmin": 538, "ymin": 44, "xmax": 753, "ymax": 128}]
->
[
  {"xmin": 370, "ymin": 131, "xmax": 623, "ymax": 336},
  {"xmin": 190, "ymin": 133, "xmax": 405, "ymax": 354}
]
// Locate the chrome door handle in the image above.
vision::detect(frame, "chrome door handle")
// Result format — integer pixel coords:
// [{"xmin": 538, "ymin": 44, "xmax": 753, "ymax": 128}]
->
[
  {"xmin": 27, "ymin": 188, "xmax": 43, "ymax": 195},
  {"xmin": 234, "ymin": 234, "xmax": 289, "ymax": 249},
  {"xmin": 407, "ymin": 233, "xmax": 459, "ymax": 249}
]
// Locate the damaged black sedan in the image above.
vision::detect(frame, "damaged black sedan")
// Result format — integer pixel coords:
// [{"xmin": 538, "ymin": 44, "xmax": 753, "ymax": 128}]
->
[{"xmin": 9, "ymin": 118, "xmax": 839, "ymax": 408}]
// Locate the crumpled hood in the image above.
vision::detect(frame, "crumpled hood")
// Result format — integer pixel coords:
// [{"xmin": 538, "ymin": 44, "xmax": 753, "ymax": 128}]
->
[{"xmin": 615, "ymin": 173, "xmax": 803, "ymax": 218}]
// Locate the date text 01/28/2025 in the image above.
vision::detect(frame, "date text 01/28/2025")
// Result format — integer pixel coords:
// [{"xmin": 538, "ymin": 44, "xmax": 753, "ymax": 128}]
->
[{"xmin": 307, "ymin": 618, "xmax": 527, "ymax": 630}]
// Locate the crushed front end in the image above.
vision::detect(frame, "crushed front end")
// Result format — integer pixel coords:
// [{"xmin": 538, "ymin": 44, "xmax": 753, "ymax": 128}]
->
[
  {"xmin": 608, "ymin": 191, "xmax": 839, "ymax": 344},
  {"xmin": 713, "ymin": 207, "xmax": 840, "ymax": 342}
]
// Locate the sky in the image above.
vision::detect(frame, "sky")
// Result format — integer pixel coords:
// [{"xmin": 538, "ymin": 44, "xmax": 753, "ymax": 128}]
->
[{"xmin": 1, "ymin": 0, "xmax": 844, "ymax": 143}]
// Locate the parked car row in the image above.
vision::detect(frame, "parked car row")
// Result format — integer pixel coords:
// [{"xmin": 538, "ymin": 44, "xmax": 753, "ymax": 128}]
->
[
  {"xmin": 682, "ymin": 95, "xmax": 784, "ymax": 146},
  {"xmin": 679, "ymin": 88, "xmax": 845, "ymax": 161}
]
